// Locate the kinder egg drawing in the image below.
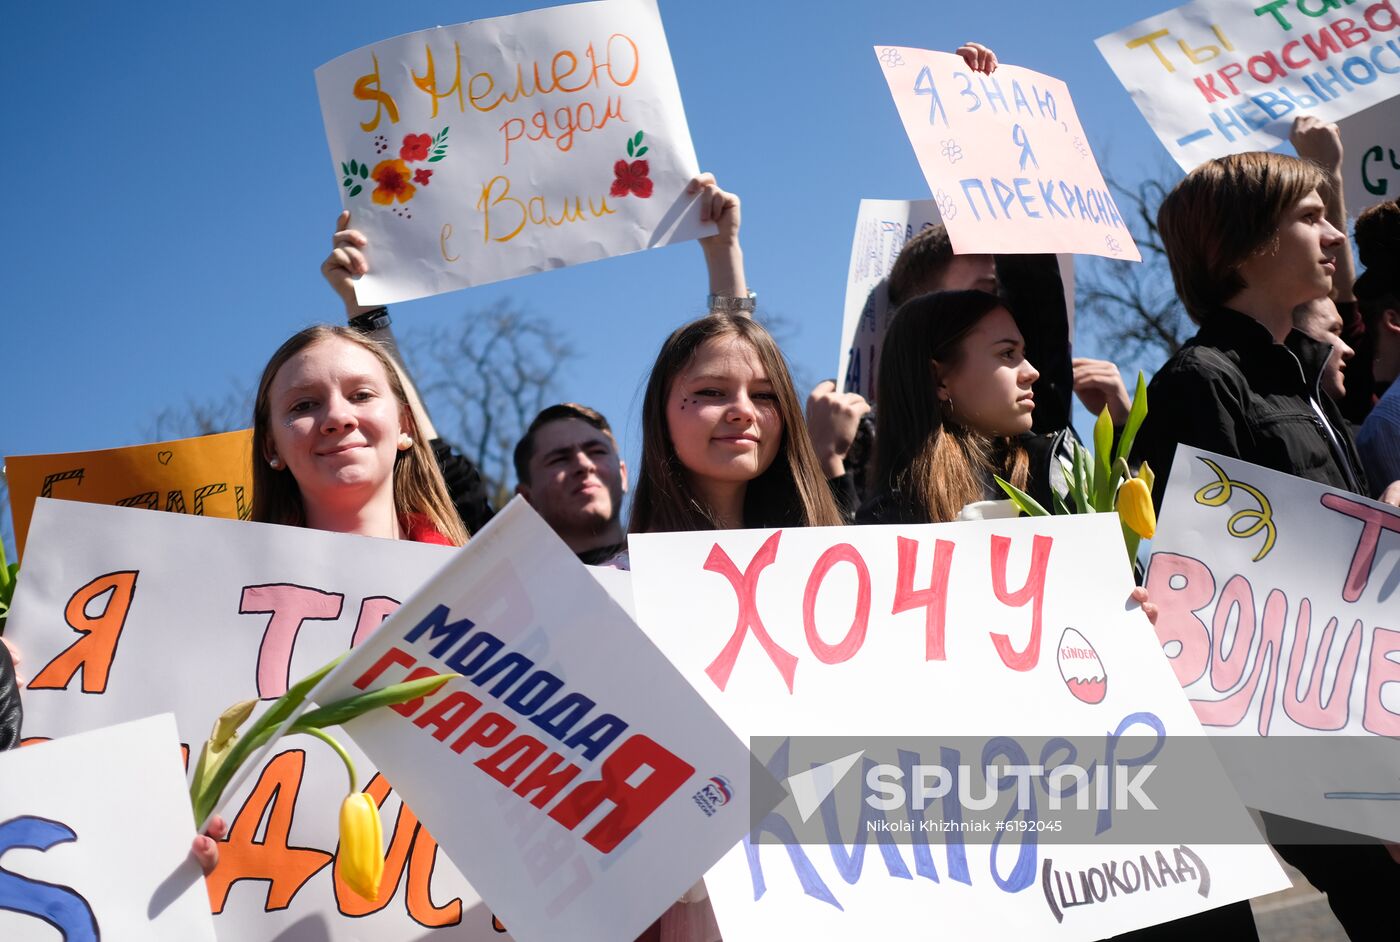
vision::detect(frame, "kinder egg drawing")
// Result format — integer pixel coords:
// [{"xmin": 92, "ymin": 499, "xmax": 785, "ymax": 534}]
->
[{"xmin": 1057, "ymin": 627, "xmax": 1106, "ymax": 704}]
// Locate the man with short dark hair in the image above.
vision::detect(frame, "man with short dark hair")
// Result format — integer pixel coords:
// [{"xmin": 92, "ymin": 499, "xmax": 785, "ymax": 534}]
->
[{"xmin": 513, "ymin": 403, "xmax": 627, "ymax": 565}]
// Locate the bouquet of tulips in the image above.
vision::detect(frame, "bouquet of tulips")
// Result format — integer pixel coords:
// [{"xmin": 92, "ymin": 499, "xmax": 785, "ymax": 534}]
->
[
  {"xmin": 188, "ymin": 654, "xmax": 452, "ymax": 901},
  {"xmin": 995, "ymin": 371, "xmax": 1156, "ymax": 567}
]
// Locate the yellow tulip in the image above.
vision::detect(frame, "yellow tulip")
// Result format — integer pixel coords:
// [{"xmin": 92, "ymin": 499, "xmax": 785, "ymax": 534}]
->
[
  {"xmin": 338, "ymin": 792, "xmax": 384, "ymax": 902},
  {"xmin": 1116, "ymin": 477, "xmax": 1157, "ymax": 540}
]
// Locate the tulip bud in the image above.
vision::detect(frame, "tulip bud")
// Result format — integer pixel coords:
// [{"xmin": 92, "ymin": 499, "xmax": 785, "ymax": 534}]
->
[
  {"xmin": 1116, "ymin": 477, "xmax": 1157, "ymax": 540},
  {"xmin": 338, "ymin": 792, "xmax": 384, "ymax": 902}
]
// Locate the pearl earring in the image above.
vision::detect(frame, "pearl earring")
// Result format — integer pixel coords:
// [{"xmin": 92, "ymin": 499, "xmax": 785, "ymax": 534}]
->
[
  {"xmin": 398, "ymin": 432, "xmax": 414, "ymax": 451},
  {"xmin": 268, "ymin": 456, "xmax": 283, "ymax": 470}
]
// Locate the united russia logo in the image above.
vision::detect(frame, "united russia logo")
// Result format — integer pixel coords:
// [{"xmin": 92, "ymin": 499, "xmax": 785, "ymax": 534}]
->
[{"xmin": 692, "ymin": 775, "xmax": 733, "ymax": 817}]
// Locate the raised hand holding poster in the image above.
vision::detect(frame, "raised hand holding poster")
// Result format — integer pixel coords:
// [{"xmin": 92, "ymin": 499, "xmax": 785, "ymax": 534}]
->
[
  {"xmin": 1147, "ymin": 445, "xmax": 1400, "ymax": 841},
  {"xmin": 629, "ymin": 514, "xmax": 1286, "ymax": 941},
  {"xmin": 1336, "ymin": 95, "xmax": 1400, "ymax": 213},
  {"xmin": 876, "ymin": 48, "xmax": 1140, "ymax": 261},
  {"xmin": 0, "ymin": 715, "xmax": 216, "ymax": 942},
  {"xmin": 298, "ymin": 498, "xmax": 765, "ymax": 942},
  {"xmin": 4, "ymin": 428, "xmax": 253, "ymax": 557},
  {"xmin": 1097, "ymin": 0, "xmax": 1400, "ymax": 171},
  {"xmin": 314, "ymin": 0, "xmax": 713, "ymax": 304}
]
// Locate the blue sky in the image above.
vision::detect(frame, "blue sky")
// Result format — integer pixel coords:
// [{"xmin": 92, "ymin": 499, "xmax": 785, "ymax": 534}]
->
[{"xmin": 2, "ymin": 0, "xmax": 1185, "ymax": 534}]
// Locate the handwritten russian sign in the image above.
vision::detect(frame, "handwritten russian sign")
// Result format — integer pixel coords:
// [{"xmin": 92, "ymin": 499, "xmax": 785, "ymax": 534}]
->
[
  {"xmin": 876, "ymin": 48, "xmax": 1139, "ymax": 262},
  {"xmin": 314, "ymin": 0, "xmax": 713, "ymax": 305},
  {"xmin": 1335, "ymin": 94, "xmax": 1400, "ymax": 213},
  {"xmin": 629, "ymin": 514, "xmax": 1285, "ymax": 941},
  {"xmin": 1097, "ymin": 0, "xmax": 1400, "ymax": 171},
  {"xmin": 9, "ymin": 499, "xmax": 501, "ymax": 941},
  {"xmin": 835, "ymin": 199, "xmax": 941, "ymax": 403},
  {"xmin": 0, "ymin": 715, "xmax": 216, "ymax": 942},
  {"xmin": 5, "ymin": 429, "xmax": 252, "ymax": 558},
  {"xmin": 1147, "ymin": 445, "xmax": 1400, "ymax": 842}
]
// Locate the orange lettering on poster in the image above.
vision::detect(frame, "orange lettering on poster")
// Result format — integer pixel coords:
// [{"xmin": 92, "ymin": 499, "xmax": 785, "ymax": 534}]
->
[
  {"xmin": 333, "ymin": 773, "xmax": 463, "ymax": 926},
  {"xmin": 205, "ymin": 749, "xmax": 333, "ymax": 913},
  {"xmin": 29, "ymin": 571, "xmax": 139, "ymax": 694}
]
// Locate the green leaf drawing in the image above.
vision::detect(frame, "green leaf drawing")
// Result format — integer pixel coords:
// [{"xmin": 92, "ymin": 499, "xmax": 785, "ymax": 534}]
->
[
  {"xmin": 626, "ymin": 138, "xmax": 635, "ymax": 157},
  {"xmin": 350, "ymin": 159, "xmax": 359, "ymax": 175},
  {"xmin": 343, "ymin": 177, "xmax": 352, "ymax": 188},
  {"xmin": 435, "ymin": 126, "xmax": 449, "ymax": 143},
  {"xmin": 340, "ymin": 162, "xmax": 348, "ymax": 175},
  {"xmin": 635, "ymin": 145, "xmax": 648, "ymax": 157},
  {"xmin": 349, "ymin": 184, "xmax": 362, "ymax": 197},
  {"xmin": 360, "ymin": 163, "xmax": 369, "ymax": 179},
  {"xmin": 428, "ymin": 155, "xmax": 444, "ymax": 163},
  {"xmin": 633, "ymin": 131, "xmax": 644, "ymax": 147}
]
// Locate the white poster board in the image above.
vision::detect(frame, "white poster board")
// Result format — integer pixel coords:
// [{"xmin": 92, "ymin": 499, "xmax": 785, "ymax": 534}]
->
[
  {"xmin": 877, "ymin": 48, "xmax": 1139, "ymax": 261},
  {"xmin": 1147, "ymin": 445, "xmax": 1400, "ymax": 841},
  {"xmin": 629, "ymin": 515, "xmax": 1288, "ymax": 941},
  {"xmin": 1335, "ymin": 94, "xmax": 1400, "ymax": 215},
  {"xmin": 315, "ymin": 0, "xmax": 713, "ymax": 304},
  {"xmin": 8, "ymin": 499, "xmax": 501, "ymax": 940},
  {"xmin": 1097, "ymin": 0, "xmax": 1400, "ymax": 171},
  {"xmin": 0, "ymin": 715, "xmax": 217, "ymax": 942},
  {"xmin": 835, "ymin": 198, "xmax": 1075, "ymax": 402},
  {"xmin": 298, "ymin": 498, "xmax": 763, "ymax": 942}
]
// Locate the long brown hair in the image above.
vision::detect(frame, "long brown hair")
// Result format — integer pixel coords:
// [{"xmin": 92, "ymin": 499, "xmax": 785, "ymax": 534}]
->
[
  {"xmin": 629, "ymin": 314, "xmax": 843, "ymax": 533},
  {"xmin": 874, "ymin": 290, "xmax": 1029, "ymax": 523},
  {"xmin": 250, "ymin": 325, "xmax": 468, "ymax": 546}
]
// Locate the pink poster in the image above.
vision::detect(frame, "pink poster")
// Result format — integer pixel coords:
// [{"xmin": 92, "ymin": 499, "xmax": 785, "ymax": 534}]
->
[{"xmin": 876, "ymin": 47, "xmax": 1141, "ymax": 262}]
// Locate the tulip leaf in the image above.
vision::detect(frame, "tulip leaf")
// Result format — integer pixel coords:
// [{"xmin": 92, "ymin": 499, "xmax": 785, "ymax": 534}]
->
[
  {"xmin": 1114, "ymin": 370, "xmax": 1149, "ymax": 465},
  {"xmin": 1070, "ymin": 443, "xmax": 1091, "ymax": 515},
  {"xmin": 293, "ymin": 673, "xmax": 454, "ymax": 731},
  {"xmin": 994, "ymin": 476, "xmax": 1050, "ymax": 517}
]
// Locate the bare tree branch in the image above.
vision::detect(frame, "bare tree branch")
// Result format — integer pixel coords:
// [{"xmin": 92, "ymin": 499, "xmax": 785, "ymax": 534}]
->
[
  {"xmin": 145, "ymin": 382, "xmax": 253, "ymax": 441},
  {"xmin": 1078, "ymin": 165, "xmax": 1193, "ymax": 364},
  {"xmin": 401, "ymin": 301, "xmax": 576, "ymax": 507}
]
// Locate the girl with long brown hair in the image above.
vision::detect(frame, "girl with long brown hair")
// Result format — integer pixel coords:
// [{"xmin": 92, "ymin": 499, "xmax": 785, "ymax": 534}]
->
[
  {"xmin": 249, "ymin": 324, "xmax": 468, "ymax": 545},
  {"xmin": 194, "ymin": 322, "xmax": 467, "ymax": 872},
  {"xmin": 628, "ymin": 312, "xmax": 843, "ymax": 537},
  {"xmin": 859, "ymin": 290, "xmax": 1044, "ymax": 525}
]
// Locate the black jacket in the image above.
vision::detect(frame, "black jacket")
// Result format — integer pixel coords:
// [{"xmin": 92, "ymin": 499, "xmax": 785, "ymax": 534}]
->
[
  {"xmin": 0, "ymin": 640, "xmax": 21, "ymax": 751},
  {"xmin": 1132, "ymin": 306, "xmax": 1368, "ymax": 509}
]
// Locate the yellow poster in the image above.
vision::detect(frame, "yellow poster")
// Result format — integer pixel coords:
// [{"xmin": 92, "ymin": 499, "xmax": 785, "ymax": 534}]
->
[{"xmin": 6, "ymin": 429, "xmax": 254, "ymax": 557}]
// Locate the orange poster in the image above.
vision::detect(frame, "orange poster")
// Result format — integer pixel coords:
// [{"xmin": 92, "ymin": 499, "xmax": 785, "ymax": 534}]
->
[{"xmin": 6, "ymin": 429, "xmax": 253, "ymax": 557}]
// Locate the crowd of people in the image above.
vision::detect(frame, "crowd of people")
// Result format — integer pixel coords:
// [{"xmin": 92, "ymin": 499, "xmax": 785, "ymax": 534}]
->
[{"xmin": 2, "ymin": 40, "xmax": 1399, "ymax": 942}]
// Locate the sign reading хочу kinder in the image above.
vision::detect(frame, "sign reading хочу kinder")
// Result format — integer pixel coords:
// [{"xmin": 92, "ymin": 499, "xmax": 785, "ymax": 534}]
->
[{"xmin": 314, "ymin": 0, "xmax": 715, "ymax": 304}]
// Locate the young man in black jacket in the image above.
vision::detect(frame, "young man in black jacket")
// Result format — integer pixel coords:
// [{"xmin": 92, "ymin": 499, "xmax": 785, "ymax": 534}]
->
[
  {"xmin": 1135, "ymin": 151, "xmax": 1366, "ymax": 502},
  {"xmin": 1134, "ymin": 149, "xmax": 1397, "ymax": 940}
]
